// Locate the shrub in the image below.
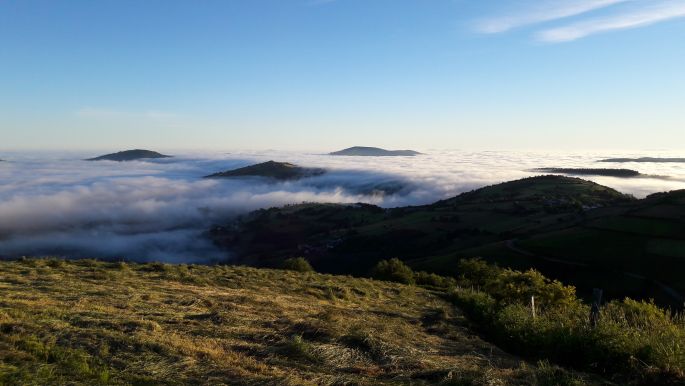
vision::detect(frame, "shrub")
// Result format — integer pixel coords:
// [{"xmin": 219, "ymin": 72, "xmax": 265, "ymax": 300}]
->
[
  {"xmin": 598, "ymin": 298, "xmax": 685, "ymax": 371},
  {"xmin": 486, "ymin": 268, "xmax": 578, "ymax": 308},
  {"xmin": 447, "ymin": 261, "xmax": 685, "ymax": 383},
  {"xmin": 282, "ymin": 257, "xmax": 314, "ymax": 272},
  {"xmin": 457, "ymin": 258, "xmax": 577, "ymax": 308},
  {"xmin": 457, "ymin": 258, "xmax": 500, "ymax": 288},
  {"xmin": 415, "ymin": 271, "xmax": 457, "ymax": 289},
  {"xmin": 610, "ymin": 298, "xmax": 673, "ymax": 328},
  {"xmin": 372, "ymin": 258, "xmax": 415, "ymax": 285},
  {"xmin": 448, "ymin": 287, "xmax": 497, "ymax": 325}
]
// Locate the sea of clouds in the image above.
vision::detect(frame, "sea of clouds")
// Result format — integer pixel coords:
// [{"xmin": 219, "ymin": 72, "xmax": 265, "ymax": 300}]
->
[{"xmin": 0, "ymin": 149, "xmax": 684, "ymax": 262}]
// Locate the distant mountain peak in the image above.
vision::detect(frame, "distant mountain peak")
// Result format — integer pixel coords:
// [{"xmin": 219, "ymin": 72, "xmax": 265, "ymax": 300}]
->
[
  {"xmin": 205, "ymin": 160, "xmax": 325, "ymax": 180},
  {"xmin": 86, "ymin": 149, "xmax": 172, "ymax": 161},
  {"xmin": 330, "ymin": 146, "xmax": 421, "ymax": 156}
]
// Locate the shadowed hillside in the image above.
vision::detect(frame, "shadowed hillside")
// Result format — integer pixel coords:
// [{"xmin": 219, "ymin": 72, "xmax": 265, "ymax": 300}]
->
[
  {"xmin": 208, "ymin": 175, "xmax": 685, "ymax": 306},
  {"xmin": 443, "ymin": 189, "xmax": 685, "ymax": 306},
  {"xmin": 211, "ymin": 176, "xmax": 633, "ymax": 275}
]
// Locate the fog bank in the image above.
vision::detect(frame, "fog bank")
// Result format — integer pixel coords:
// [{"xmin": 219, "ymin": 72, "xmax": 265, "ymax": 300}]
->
[{"xmin": 0, "ymin": 149, "xmax": 683, "ymax": 262}]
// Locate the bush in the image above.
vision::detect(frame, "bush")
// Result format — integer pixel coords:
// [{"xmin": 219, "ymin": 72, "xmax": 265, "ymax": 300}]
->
[
  {"xmin": 447, "ymin": 261, "xmax": 685, "ymax": 383},
  {"xmin": 486, "ymin": 268, "xmax": 578, "ymax": 308},
  {"xmin": 448, "ymin": 287, "xmax": 497, "ymax": 325},
  {"xmin": 458, "ymin": 258, "xmax": 577, "ymax": 308},
  {"xmin": 282, "ymin": 257, "xmax": 314, "ymax": 272},
  {"xmin": 457, "ymin": 258, "xmax": 498, "ymax": 287},
  {"xmin": 372, "ymin": 258, "xmax": 415, "ymax": 285},
  {"xmin": 415, "ymin": 271, "xmax": 457, "ymax": 289}
]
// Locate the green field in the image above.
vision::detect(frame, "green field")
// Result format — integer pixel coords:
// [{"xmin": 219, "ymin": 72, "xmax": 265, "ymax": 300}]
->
[{"xmin": 587, "ymin": 215, "xmax": 685, "ymax": 238}]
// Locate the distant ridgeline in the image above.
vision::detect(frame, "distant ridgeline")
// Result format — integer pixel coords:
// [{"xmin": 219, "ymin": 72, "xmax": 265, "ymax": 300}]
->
[
  {"xmin": 205, "ymin": 160, "xmax": 326, "ymax": 181},
  {"xmin": 329, "ymin": 146, "xmax": 421, "ymax": 156},
  {"xmin": 86, "ymin": 149, "xmax": 172, "ymax": 161},
  {"xmin": 533, "ymin": 168, "xmax": 641, "ymax": 177},
  {"xmin": 599, "ymin": 157, "xmax": 685, "ymax": 163}
]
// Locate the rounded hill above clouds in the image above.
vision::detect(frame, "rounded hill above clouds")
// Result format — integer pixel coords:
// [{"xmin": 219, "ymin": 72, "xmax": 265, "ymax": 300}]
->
[
  {"xmin": 329, "ymin": 146, "xmax": 421, "ymax": 157},
  {"xmin": 86, "ymin": 149, "xmax": 172, "ymax": 162},
  {"xmin": 205, "ymin": 160, "xmax": 326, "ymax": 181}
]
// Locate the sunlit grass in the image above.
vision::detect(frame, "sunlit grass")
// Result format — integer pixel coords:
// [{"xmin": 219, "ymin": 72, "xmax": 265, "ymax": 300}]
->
[{"xmin": 0, "ymin": 258, "xmax": 597, "ymax": 385}]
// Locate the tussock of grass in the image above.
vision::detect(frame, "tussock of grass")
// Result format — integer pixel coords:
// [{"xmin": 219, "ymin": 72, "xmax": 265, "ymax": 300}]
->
[
  {"xmin": 0, "ymin": 258, "xmax": 599, "ymax": 385},
  {"xmin": 277, "ymin": 335, "xmax": 322, "ymax": 364},
  {"xmin": 282, "ymin": 257, "xmax": 314, "ymax": 273}
]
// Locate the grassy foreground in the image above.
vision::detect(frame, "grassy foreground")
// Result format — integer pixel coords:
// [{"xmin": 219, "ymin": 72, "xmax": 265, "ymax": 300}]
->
[{"xmin": 0, "ymin": 258, "xmax": 597, "ymax": 385}]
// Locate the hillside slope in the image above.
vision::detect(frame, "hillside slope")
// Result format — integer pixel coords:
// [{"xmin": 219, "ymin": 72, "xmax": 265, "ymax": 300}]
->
[
  {"xmin": 211, "ymin": 176, "xmax": 633, "ymax": 275},
  {"xmin": 0, "ymin": 259, "xmax": 595, "ymax": 385},
  {"xmin": 206, "ymin": 175, "xmax": 685, "ymax": 306},
  {"xmin": 442, "ymin": 189, "xmax": 685, "ymax": 306}
]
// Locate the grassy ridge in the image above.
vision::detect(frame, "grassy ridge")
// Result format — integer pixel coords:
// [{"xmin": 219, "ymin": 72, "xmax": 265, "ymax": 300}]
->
[{"xmin": 0, "ymin": 258, "xmax": 595, "ymax": 385}]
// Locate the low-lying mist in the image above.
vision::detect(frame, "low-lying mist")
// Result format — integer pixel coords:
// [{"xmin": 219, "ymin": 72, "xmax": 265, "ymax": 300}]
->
[{"xmin": 0, "ymin": 149, "xmax": 683, "ymax": 262}]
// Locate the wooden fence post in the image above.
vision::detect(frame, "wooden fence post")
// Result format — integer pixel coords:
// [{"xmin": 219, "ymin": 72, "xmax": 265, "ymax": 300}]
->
[
  {"xmin": 590, "ymin": 288, "xmax": 603, "ymax": 327},
  {"xmin": 531, "ymin": 296, "xmax": 536, "ymax": 319}
]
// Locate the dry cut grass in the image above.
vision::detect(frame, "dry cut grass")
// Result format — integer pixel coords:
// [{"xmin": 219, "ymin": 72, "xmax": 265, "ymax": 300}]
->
[{"xmin": 0, "ymin": 258, "xmax": 602, "ymax": 385}]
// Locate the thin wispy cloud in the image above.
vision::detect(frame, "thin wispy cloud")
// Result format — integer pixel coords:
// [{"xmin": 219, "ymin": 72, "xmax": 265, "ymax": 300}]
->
[
  {"xmin": 477, "ymin": 0, "xmax": 685, "ymax": 42},
  {"xmin": 476, "ymin": 0, "xmax": 631, "ymax": 33},
  {"xmin": 537, "ymin": 1, "xmax": 685, "ymax": 42}
]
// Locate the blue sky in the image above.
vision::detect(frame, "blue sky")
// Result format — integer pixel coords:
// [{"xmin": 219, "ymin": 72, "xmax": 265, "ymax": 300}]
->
[{"xmin": 1, "ymin": 0, "xmax": 684, "ymax": 151}]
